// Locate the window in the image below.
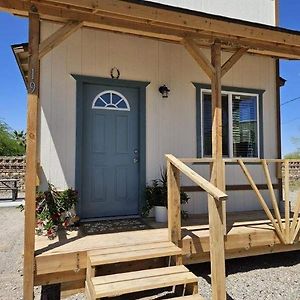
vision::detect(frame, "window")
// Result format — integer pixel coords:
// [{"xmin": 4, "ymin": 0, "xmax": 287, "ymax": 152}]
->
[
  {"xmin": 202, "ymin": 93, "xmax": 229, "ymax": 156},
  {"xmin": 92, "ymin": 90, "xmax": 130, "ymax": 111},
  {"xmin": 232, "ymin": 94, "xmax": 258, "ymax": 157},
  {"xmin": 197, "ymin": 85, "xmax": 263, "ymax": 158}
]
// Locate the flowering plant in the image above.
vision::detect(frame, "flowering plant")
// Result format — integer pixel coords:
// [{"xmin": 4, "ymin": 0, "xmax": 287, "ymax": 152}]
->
[{"xmin": 35, "ymin": 184, "xmax": 79, "ymax": 239}]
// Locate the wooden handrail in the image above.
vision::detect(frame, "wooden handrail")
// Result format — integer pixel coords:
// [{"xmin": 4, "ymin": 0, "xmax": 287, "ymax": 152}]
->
[
  {"xmin": 224, "ymin": 158, "xmax": 300, "ymax": 163},
  {"xmin": 179, "ymin": 158, "xmax": 214, "ymax": 164},
  {"xmin": 166, "ymin": 154, "xmax": 227, "ymax": 201},
  {"xmin": 166, "ymin": 154, "xmax": 227, "ymax": 300},
  {"xmin": 179, "ymin": 157, "xmax": 300, "ymax": 164},
  {"xmin": 169, "ymin": 156, "xmax": 300, "ymax": 244}
]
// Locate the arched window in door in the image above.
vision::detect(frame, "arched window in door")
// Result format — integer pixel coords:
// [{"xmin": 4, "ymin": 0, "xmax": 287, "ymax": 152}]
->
[{"xmin": 92, "ymin": 90, "xmax": 130, "ymax": 111}]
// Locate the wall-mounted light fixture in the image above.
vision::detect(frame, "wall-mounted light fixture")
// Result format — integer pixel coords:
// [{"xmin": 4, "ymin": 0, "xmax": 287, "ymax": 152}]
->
[{"xmin": 158, "ymin": 85, "xmax": 170, "ymax": 98}]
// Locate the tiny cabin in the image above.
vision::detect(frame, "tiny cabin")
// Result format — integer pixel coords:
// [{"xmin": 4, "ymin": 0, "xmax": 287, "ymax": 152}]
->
[
  {"xmin": 3, "ymin": 0, "xmax": 300, "ymax": 299},
  {"xmin": 20, "ymin": 0, "xmax": 281, "ymax": 217}
]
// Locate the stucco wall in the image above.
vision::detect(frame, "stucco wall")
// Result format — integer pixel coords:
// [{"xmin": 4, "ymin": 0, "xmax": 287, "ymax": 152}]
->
[
  {"xmin": 144, "ymin": 0, "xmax": 276, "ymax": 25},
  {"xmin": 39, "ymin": 22, "xmax": 278, "ymax": 213}
]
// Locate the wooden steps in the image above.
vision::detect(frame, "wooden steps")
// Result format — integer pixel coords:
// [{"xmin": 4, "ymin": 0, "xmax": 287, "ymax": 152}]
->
[
  {"xmin": 88, "ymin": 241, "xmax": 182, "ymax": 266},
  {"xmin": 85, "ymin": 241, "xmax": 202, "ymax": 299},
  {"xmin": 86, "ymin": 265, "xmax": 199, "ymax": 300}
]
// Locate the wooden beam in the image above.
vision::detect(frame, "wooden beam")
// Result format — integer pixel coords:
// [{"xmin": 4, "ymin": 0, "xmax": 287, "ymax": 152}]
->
[
  {"xmin": 221, "ymin": 159, "xmax": 227, "ymax": 235},
  {"xmin": 211, "ymin": 41, "xmax": 223, "ymax": 167},
  {"xmin": 261, "ymin": 160, "xmax": 284, "ymax": 231},
  {"xmin": 23, "ymin": 7, "xmax": 40, "ymax": 300},
  {"xmin": 284, "ymin": 160, "xmax": 290, "ymax": 242},
  {"xmin": 290, "ymin": 192, "xmax": 300, "ymax": 243},
  {"xmin": 181, "ymin": 184, "xmax": 280, "ymax": 192},
  {"xmin": 291, "ymin": 219, "xmax": 300, "ymax": 243},
  {"xmin": 34, "ymin": 269, "xmax": 86, "ymax": 286},
  {"xmin": 39, "ymin": 20, "xmax": 83, "ymax": 59},
  {"xmin": 38, "ymin": 0, "xmax": 300, "ymax": 47},
  {"xmin": 2, "ymin": 1, "xmax": 300, "ymax": 59},
  {"xmin": 224, "ymin": 158, "xmax": 300, "ymax": 163},
  {"xmin": 167, "ymin": 160, "xmax": 181, "ymax": 247},
  {"xmin": 166, "ymin": 155, "xmax": 227, "ymax": 201},
  {"xmin": 193, "ymin": 33, "xmax": 300, "ymax": 60},
  {"xmin": 221, "ymin": 48, "xmax": 248, "ymax": 77},
  {"xmin": 182, "ymin": 39, "xmax": 215, "ymax": 80},
  {"xmin": 209, "ymin": 41, "xmax": 226, "ymax": 300},
  {"xmin": 0, "ymin": 0, "xmax": 184, "ymax": 42},
  {"xmin": 238, "ymin": 160, "xmax": 286, "ymax": 244}
]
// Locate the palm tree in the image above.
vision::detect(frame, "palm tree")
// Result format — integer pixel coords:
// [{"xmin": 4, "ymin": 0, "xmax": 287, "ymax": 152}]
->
[{"xmin": 13, "ymin": 130, "xmax": 27, "ymax": 148}]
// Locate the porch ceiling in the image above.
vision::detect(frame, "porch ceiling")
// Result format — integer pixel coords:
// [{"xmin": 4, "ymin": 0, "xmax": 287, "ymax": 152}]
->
[
  {"xmin": 11, "ymin": 43, "xmax": 28, "ymax": 89},
  {"xmin": 2, "ymin": 0, "xmax": 300, "ymax": 60}
]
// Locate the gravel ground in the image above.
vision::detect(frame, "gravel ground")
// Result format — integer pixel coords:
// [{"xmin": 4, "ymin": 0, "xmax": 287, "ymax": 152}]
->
[
  {"xmin": 0, "ymin": 207, "xmax": 299, "ymax": 300},
  {"xmin": 0, "ymin": 207, "xmax": 24, "ymax": 300},
  {"xmin": 192, "ymin": 253, "xmax": 300, "ymax": 300}
]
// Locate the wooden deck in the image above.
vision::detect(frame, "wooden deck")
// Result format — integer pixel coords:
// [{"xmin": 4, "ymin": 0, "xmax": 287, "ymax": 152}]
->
[{"xmin": 34, "ymin": 211, "xmax": 300, "ymax": 289}]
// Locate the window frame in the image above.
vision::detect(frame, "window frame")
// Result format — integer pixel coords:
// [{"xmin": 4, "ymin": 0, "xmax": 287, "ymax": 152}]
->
[{"xmin": 194, "ymin": 83, "xmax": 265, "ymax": 159}]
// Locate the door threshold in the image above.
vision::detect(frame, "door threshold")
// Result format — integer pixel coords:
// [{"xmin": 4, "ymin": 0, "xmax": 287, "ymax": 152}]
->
[{"xmin": 80, "ymin": 215, "xmax": 141, "ymax": 223}]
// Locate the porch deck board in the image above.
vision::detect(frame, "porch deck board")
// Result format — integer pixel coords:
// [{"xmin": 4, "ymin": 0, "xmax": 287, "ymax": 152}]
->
[{"xmin": 34, "ymin": 210, "xmax": 300, "ymax": 285}]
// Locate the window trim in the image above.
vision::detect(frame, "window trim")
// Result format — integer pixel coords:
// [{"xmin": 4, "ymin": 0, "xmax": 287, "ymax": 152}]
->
[{"xmin": 194, "ymin": 83, "xmax": 265, "ymax": 159}]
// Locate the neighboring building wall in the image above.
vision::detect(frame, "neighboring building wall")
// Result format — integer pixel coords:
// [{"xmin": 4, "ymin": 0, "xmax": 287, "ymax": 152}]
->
[
  {"xmin": 39, "ymin": 22, "xmax": 278, "ymax": 213},
  {"xmin": 144, "ymin": 0, "xmax": 276, "ymax": 25},
  {"xmin": 0, "ymin": 156, "xmax": 26, "ymax": 191}
]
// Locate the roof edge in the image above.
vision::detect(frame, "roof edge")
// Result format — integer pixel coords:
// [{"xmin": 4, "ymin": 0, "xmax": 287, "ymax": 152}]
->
[{"xmin": 122, "ymin": 0, "xmax": 300, "ymax": 37}]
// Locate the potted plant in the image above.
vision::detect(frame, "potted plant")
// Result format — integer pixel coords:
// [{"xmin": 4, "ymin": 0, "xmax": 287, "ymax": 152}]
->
[
  {"xmin": 142, "ymin": 169, "xmax": 190, "ymax": 222},
  {"xmin": 19, "ymin": 183, "xmax": 79, "ymax": 239}
]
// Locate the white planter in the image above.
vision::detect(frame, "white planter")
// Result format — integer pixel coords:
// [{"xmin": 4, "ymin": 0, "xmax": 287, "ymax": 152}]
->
[{"xmin": 154, "ymin": 206, "xmax": 168, "ymax": 223}]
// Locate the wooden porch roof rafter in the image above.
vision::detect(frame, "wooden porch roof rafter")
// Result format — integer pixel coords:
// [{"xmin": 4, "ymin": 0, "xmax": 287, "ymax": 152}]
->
[{"xmin": 2, "ymin": 0, "xmax": 300, "ymax": 60}]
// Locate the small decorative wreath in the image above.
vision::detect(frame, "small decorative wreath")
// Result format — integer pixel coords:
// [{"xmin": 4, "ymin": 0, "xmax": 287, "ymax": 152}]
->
[{"xmin": 110, "ymin": 67, "xmax": 120, "ymax": 79}]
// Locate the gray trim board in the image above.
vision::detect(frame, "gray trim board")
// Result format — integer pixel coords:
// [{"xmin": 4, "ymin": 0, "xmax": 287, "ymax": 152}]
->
[
  {"xmin": 193, "ymin": 83, "xmax": 265, "ymax": 158},
  {"xmin": 72, "ymin": 75, "xmax": 149, "ymax": 218}
]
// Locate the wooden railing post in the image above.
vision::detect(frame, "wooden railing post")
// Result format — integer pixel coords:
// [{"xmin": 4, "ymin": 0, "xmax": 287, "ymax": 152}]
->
[
  {"xmin": 167, "ymin": 160, "xmax": 181, "ymax": 247},
  {"xmin": 23, "ymin": 6, "xmax": 40, "ymax": 300},
  {"xmin": 284, "ymin": 160, "xmax": 290, "ymax": 242},
  {"xmin": 209, "ymin": 40, "xmax": 226, "ymax": 300},
  {"xmin": 290, "ymin": 192, "xmax": 300, "ymax": 243}
]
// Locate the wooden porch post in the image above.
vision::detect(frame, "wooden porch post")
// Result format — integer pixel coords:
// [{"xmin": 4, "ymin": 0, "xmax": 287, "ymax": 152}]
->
[
  {"xmin": 208, "ymin": 40, "xmax": 226, "ymax": 300},
  {"xmin": 167, "ymin": 160, "xmax": 181, "ymax": 246},
  {"xmin": 23, "ymin": 6, "xmax": 40, "ymax": 300}
]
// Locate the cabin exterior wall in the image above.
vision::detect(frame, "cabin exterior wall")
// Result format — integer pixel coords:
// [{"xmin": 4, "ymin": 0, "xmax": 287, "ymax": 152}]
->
[
  {"xmin": 144, "ymin": 0, "xmax": 276, "ymax": 25},
  {"xmin": 39, "ymin": 22, "xmax": 278, "ymax": 214}
]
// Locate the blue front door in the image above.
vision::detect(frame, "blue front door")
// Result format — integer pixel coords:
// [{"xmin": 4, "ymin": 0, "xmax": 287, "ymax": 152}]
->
[{"xmin": 80, "ymin": 83, "xmax": 140, "ymax": 219}]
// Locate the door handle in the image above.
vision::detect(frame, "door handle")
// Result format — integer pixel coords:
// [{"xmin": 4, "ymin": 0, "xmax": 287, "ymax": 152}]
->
[{"xmin": 133, "ymin": 158, "xmax": 139, "ymax": 164}]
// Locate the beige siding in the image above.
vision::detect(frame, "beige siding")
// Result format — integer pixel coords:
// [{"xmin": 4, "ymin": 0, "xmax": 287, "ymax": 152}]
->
[
  {"xmin": 39, "ymin": 22, "xmax": 278, "ymax": 213},
  {"xmin": 145, "ymin": 0, "xmax": 276, "ymax": 25}
]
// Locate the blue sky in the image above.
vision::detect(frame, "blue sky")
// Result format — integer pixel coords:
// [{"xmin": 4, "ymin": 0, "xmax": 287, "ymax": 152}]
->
[
  {"xmin": 0, "ymin": 13, "xmax": 27, "ymax": 132},
  {"xmin": 279, "ymin": 1, "xmax": 300, "ymax": 154},
  {"xmin": 0, "ymin": 2, "xmax": 300, "ymax": 156}
]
